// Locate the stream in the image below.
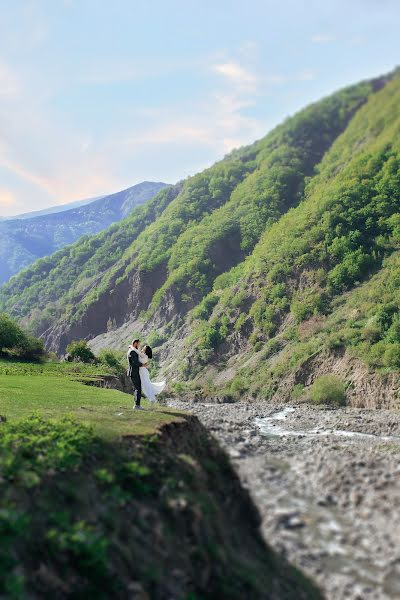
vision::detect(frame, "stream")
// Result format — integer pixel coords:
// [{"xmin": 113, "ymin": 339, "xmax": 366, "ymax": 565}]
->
[{"xmin": 168, "ymin": 400, "xmax": 400, "ymax": 600}]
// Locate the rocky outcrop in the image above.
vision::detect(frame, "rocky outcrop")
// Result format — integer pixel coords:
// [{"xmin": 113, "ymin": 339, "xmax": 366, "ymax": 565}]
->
[
  {"xmin": 271, "ymin": 348, "xmax": 399, "ymax": 409},
  {"xmin": 42, "ymin": 261, "xmax": 168, "ymax": 353}
]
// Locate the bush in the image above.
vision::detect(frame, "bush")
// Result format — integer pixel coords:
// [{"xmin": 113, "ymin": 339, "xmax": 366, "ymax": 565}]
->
[
  {"xmin": 230, "ymin": 377, "xmax": 248, "ymax": 398},
  {"xmin": 385, "ymin": 314, "xmax": 400, "ymax": 343},
  {"xmin": 19, "ymin": 335, "xmax": 45, "ymax": 361},
  {"xmin": 383, "ymin": 344, "xmax": 400, "ymax": 368},
  {"xmin": 0, "ymin": 313, "xmax": 45, "ymax": 361},
  {"xmin": 291, "ymin": 383, "xmax": 305, "ymax": 399},
  {"xmin": 362, "ymin": 324, "xmax": 382, "ymax": 343},
  {"xmin": 66, "ymin": 340, "xmax": 96, "ymax": 363},
  {"xmin": 0, "ymin": 313, "xmax": 25, "ymax": 349},
  {"xmin": 98, "ymin": 349, "xmax": 124, "ymax": 372},
  {"xmin": 309, "ymin": 375, "xmax": 346, "ymax": 406},
  {"xmin": 146, "ymin": 330, "xmax": 167, "ymax": 348}
]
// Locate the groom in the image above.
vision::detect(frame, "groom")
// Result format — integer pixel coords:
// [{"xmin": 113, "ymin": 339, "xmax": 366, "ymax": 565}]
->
[{"xmin": 127, "ymin": 339, "xmax": 142, "ymax": 410}]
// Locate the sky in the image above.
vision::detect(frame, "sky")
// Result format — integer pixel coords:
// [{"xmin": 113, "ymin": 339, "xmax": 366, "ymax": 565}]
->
[{"xmin": 0, "ymin": 0, "xmax": 399, "ymax": 216}]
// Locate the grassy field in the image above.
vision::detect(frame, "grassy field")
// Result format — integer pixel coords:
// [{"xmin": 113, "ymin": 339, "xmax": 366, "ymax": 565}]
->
[{"xmin": 0, "ymin": 358, "xmax": 185, "ymax": 438}]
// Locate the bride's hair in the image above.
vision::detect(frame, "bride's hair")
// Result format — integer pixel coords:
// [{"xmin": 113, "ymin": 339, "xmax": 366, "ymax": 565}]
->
[{"xmin": 143, "ymin": 345, "xmax": 153, "ymax": 359}]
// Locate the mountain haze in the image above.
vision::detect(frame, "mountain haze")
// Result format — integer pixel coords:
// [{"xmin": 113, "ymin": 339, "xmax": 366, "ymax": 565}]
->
[
  {"xmin": 1, "ymin": 69, "xmax": 399, "ymax": 405},
  {"xmin": 0, "ymin": 181, "xmax": 167, "ymax": 284},
  {"xmin": 0, "ymin": 195, "xmax": 104, "ymax": 221}
]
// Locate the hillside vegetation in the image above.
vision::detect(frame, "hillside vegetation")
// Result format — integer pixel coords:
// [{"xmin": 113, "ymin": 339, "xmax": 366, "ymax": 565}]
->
[
  {"xmin": 0, "ymin": 69, "xmax": 399, "ymax": 403},
  {"xmin": 0, "ymin": 181, "xmax": 167, "ymax": 284},
  {"xmin": 183, "ymin": 75, "xmax": 400, "ymax": 387}
]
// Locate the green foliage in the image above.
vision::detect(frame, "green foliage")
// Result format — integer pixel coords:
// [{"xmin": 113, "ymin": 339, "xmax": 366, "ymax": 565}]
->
[
  {"xmin": 0, "ymin": 410, "xmax": 317, "ymax": 599},
  {"xmin": 290, "ymin": 289, "xmax": 327, "ymax": 322},
  {"xmin": 383, "ymin": 344, "xmax": 400, "ymax": 367},
  {"xmin": 146, "ymin": 330, "xmax": 168, "ymax": 348},
  {"xmin": 230, "ymin": 376, "xmax": 248, "ymax": 398},
  {"xmin": 0, "ymin": 313, "xmax": 45, "ymax": 361},
  {"xmin": 309, "ymin": 375, "xmax": 346, "ymax": 406},
  {"xmin": 98, "ymin": 348, "xmax": 124, "ymax": 372},
  {"xmin": 0, "ymin": 416, "xmax": 95, "ymax": 477},
  {"xmin": 291, "ymin": 383, "xmax": 305, "ymax": 399},
  {"xmin": 67, "ymin": 340, "xmax": 96, "ymax": 363},
  {"xmin": 185, "ymin": 73, "xmax": 400, "ymax": 375}
]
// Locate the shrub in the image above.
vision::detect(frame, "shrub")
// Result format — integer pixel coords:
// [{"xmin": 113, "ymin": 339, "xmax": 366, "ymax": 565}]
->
[
  {"xmin": 385, "ymin": 314, "xmax": 400, "ymax": 343},
  {"xmin": 0, "ymin": 313, "xmax": 25, "ymax": 350},
  {"xmin": 290, "ymin": 290, "xmax": 326, "ymax": 323},
  {"xmin": 363, "ymin": 341, "xmax": 386, "ymax": 367},
  {"xmin": 383, "ymin": 344, "xmax": 400, "ymax": 368},
  {"xmin": 230, "ymin": 377, "xmax": 248, "ymax": 398},
  {"xmin": 18, "ymin": 335, "xmax": 45, "ymax": 361},
  {"xmin": 0, "ymin": 313, "xmax": 45, "ymax": 361},
  {"xmin": 291, "ymin": 383, "xmax": 305, "ymax": 399},
  {"xmin": 172, "ymin": 382, "xmax": 186, "ymax": 394},
  {"xmin": 66, "ymin": 340, "xmax": 96, "ymax": 363},
  {"xmin": 309, "ymin": 375, "xmax": 346, "ymax": 406},
  {"xmin": 146, "ymin": 330, "xmax": 167, "ymax": 348},
  {"xmin": 98, "ymin": 349, "xmax": 123, "ymax": 372}
]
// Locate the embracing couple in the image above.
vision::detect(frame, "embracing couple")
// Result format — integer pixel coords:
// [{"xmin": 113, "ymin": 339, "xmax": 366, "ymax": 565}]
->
[{"xmin": 127, "ymin": 339, "xmax": 166, "ymax": 410}]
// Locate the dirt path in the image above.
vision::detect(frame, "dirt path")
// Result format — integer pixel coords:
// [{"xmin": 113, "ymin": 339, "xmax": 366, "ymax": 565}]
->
[{"xmin": 168, "ymin": 400, "xmax": 400, "ymax": 599}]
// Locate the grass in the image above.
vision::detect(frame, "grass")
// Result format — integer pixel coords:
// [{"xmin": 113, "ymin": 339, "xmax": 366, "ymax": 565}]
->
[
  {"xmin": 0, "ymin": 357, "xmax": 116, "ymax": 377},
  {"xmin": 0, "ymin": 358, "xmax": 186, "ymax": 438}
]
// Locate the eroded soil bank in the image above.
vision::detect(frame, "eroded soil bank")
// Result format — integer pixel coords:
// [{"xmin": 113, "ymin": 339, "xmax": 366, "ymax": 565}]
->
[
  {"xmin": 168, "ymin": 400, "xmax": 400, "ymax": 600},
  {"xmin": 0, "ymin": 412, "xmax": 319, "ymax": 600}
]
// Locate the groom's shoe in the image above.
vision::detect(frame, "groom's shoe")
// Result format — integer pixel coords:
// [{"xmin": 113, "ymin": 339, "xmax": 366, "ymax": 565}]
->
[{"xmin": 134, "ymin": 405, "xmax": 144, "ymax": 410}]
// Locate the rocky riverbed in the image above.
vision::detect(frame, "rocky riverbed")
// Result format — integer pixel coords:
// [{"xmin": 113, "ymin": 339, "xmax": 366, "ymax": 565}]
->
[{"xmin": 167, "ymin": 400, "xmax": 400, "ymax": 600}]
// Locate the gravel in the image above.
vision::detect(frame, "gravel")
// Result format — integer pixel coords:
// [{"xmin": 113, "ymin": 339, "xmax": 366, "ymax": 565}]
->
[{"xmin": 167, "ymin": 400, "xmax": 400, "ymax": 600}]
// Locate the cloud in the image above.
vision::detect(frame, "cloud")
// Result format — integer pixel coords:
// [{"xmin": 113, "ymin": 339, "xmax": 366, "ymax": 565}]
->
[
  {"xmin": 311, "ymin": 33, "xmax": 337, "ymax": 44},
  {"xmin": 0, "ymin": 157, "xmax": 52, "ymax": 193},
  {"xmin": 212, "ymin": 61, "xmax": 257, "ymax": 92},
  {"xmin": 0, "ymin": 189, "xmax": 17, "ymax": 207}
]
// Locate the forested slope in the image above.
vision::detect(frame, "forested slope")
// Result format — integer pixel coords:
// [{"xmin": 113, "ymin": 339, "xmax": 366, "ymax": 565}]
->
[
  {"xmin": 0, "ymin": 70, "xmax": 399, "ymax": 404},
  {"xmin": 178, "ymin": 73, "xmax": 400, "ymax": 398},
  {"xmin": 0, "ymin": 74, "xmax": 387, "ymax": 350}
]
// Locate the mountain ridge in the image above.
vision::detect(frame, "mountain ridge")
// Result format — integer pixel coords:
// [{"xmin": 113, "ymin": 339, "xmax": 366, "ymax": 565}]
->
[
  {"xmin": 0, "ymin": 181, "xmax": 168, "ymax": 284},
  {"xmin": 0, "ymin": 69, "xmax": 399, "ymax": 405},
  {"xmin": 0, "ymin": 195, "xmax": 104, "ymax": 221}
]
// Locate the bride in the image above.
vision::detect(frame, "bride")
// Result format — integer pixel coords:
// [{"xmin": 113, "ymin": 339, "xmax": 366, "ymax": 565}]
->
[{"xmin": 129, "ymin": 343, "xmax": 166, "ymax": 407}]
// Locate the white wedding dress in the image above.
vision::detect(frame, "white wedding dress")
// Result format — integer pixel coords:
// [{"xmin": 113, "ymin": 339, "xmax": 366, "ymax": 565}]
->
[{"xmin": 138, "ymin": 351, "xmax": 166, "ymax": 403}]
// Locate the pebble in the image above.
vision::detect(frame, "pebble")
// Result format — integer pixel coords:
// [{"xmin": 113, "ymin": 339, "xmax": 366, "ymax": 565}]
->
[{"xmin": 168, "ymin": 398, "xmax": 400, "ymax": 600}]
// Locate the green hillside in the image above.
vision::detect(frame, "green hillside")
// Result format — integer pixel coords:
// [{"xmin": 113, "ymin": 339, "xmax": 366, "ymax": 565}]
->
[
  {"xmin": 0, "ymin": 74, "xmax": 386, "ymax": 343},
  {"xmin": 183, "ymin": 74, "xmax": 400, "ymax": 384},
  {"xmin": 0, "ymin": 69, "xmax": 399, "ymax": 403},
  {"xmin": 0, "ymin": 184, "xmax": 181, "ymax": 333}
]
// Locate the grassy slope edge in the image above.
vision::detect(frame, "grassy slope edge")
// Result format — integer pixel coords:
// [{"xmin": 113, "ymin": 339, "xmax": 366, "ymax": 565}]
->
[{"xmin": 0, "ymin": 361, "xmax": 320, "ymax": 599}]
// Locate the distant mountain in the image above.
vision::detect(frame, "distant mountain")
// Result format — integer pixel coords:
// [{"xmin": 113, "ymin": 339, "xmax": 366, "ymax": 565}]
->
[
  {"xmin": 0, "ymin": 181, "xmax": 168, "ymax": 284},
  {"xmin": 0, "ymin": 196, "xmax": 105, "ymax": 221}
]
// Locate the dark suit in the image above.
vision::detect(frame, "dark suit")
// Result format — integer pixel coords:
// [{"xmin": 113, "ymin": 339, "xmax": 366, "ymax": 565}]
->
[{"xmin": 127, "ymin": 348, "xmax": 142, "ymax": 407}]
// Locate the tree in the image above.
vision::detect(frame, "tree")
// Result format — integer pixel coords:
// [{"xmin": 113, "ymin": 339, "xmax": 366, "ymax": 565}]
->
[
  {"xmin": 0, "ymin": 313, "xmax": 26, "ymax": 350},
  {"xmin": 0, "ymin": 313, "xmax": 45, "ymax": 360},
  {"xmin": 66, "ymin": 340, "xmax": 96, "ymax": 363}
]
